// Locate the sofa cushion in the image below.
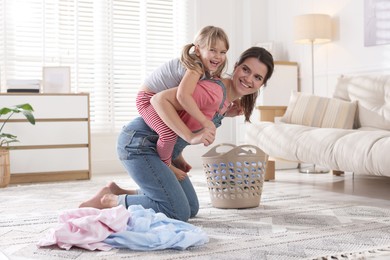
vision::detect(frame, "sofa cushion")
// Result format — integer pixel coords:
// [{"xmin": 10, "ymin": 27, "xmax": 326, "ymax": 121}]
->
[
  {"xmin": 333, "ymin": 75, "xmax": 390, "ymax": 130},
  {"xmin": 322, "ymin": 98, "xmax": 357, "ymax": 128},
  {"xmin": 246, "ymin": 122, "xmax": 390, "ymax": 176},
  {"xmin": 281, "ymin": 91, "xmax": 357, "ymax": 129}
]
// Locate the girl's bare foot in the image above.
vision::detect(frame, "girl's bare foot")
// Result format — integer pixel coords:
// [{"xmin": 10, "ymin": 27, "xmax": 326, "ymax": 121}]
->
[
  {"xmin": 169, "ymin": 164, "xmax": 187, "ymax": 181},
  {"xmin": 172, "ymin": 154, "xmax": 192, "ymax": 173},
  {"xmin": 107, "ymin": 181, "xmax": 137, "ymax": 195},
  {"xmin": 79, "ymin": 187, "xmax": 118, "ymax": 209}
]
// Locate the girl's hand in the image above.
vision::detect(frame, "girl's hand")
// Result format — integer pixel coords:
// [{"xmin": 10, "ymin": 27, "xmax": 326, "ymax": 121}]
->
[
  {"xmin": 225, "ymin": 100, "xmax": 244, "ymax": 117},
  {"xmin": 189, "ymin": 128, "xmax": 215, "ymax": 146}
]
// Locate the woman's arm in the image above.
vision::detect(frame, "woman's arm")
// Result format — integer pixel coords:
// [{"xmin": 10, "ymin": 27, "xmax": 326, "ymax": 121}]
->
[
  {"xmin": 151, "ymin": 87, "xmax": 215, "ymax": 146},
  {"xmin": 176, "ymin": 70, "xmax": 216, "ymax": 131}
]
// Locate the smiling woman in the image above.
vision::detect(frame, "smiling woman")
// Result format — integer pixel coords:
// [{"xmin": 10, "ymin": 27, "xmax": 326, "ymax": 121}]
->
[
  {"xmin": 0, "ymin": 0, "xmax": 192, "ymax": 134},
  {"xmin": 79, "ymin": 46, "xmax": 275, "ymax": 222}
]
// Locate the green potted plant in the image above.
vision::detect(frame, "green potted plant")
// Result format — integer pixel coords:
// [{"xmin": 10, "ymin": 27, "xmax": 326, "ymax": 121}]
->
[{"xmin": 0, "ymin": 104, "xmax": 35, "ymax": 187}]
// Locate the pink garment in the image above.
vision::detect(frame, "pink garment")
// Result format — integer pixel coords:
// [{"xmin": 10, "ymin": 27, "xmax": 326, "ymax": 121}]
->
[
  {"xmin": 37, "ymin": 205, "xmax": 130, "ymax": 251},
  {"xmin": 179, "ymin": 79, "xmax": 230, "ymax": 131}
]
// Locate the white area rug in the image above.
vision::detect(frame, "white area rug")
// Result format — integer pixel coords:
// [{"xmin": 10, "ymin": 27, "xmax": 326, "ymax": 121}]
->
[{"xmin": 1, "ymin": 170, "xmax": 390, "ymax": 260}]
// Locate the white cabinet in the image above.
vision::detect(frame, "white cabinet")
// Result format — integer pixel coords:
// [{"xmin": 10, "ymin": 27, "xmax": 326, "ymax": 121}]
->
[
  {"xmin": 258, "ymin": 61, "xmax": 298, "ymax": 106},
  {"xmin": 0, "ymin": 93, "xmax": 91, "ymax": 184}
]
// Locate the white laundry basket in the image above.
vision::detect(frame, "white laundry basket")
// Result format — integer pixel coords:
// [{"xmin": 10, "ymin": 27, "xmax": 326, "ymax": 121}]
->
[{"xmin": 201, "ymin": 143, "xmax": 268, "ymax": 209}]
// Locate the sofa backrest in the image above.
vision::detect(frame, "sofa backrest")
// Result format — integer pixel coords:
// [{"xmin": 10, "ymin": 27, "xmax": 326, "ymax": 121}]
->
[{"xmin": 333, "ymin": 74, "xmax": 390, "ymax": 131}]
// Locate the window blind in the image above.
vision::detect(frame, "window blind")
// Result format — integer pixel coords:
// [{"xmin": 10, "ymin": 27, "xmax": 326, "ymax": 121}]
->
[{"xmin": 0, "ymin": 0, "xmax": 192, "ymax": 133}]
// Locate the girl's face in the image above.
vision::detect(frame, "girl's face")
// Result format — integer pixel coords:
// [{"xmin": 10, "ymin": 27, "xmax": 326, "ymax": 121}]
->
[
  {"xmin": 195, "ymin": 39, "xmax": 227, "ymax": 73},
  {"xmin": 231, "ymin": 57, "xmax": 268, "ymax": 98}
]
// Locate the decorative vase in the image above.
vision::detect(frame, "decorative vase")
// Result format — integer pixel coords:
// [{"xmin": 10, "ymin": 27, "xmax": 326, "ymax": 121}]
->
[{"xmin": 0, "ymin": 149, "xmax": 10, "ymax": 188}]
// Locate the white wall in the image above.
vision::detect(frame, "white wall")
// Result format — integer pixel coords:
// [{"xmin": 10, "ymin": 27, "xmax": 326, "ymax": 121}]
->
[
  {"xmin": 91, "ymin": 133, "xmax": 123, "ymax": 175},
  {"xmin": 92, "ymin": 0, "xmax": 390, "ymax": 175},
  {"xmin": 268, "ymin": 0, "xmax": 390, "ymax": 95},
  {"xmin": 193, "ymin": 0, "xmax": 390, "ymax": 94}
]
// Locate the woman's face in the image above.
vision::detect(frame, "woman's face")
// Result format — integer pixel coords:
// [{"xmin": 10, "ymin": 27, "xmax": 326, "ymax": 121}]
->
[{"xmin": 231, "ymin": 57, "xmax": 268, "ymax": 98}]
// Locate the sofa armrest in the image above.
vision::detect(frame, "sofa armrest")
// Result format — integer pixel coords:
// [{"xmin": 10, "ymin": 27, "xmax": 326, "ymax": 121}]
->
[{"xmin": 256, "ymin": 106, "xmax": 287, "ymax": 122}]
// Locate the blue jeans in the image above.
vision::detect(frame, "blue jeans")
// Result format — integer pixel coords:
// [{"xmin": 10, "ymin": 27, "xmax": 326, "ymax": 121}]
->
[{"xmin": 116, "ymin": 117, "xmax": 199, "ymax": 222}]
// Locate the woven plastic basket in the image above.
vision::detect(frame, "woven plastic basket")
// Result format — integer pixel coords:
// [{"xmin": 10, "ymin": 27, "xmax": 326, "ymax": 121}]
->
[
  {"xmin": 201, "ymin": 143, "xmax": 268, "ymax": 209},
  {"xmin": 0, "ymin": 149, "xmax": 10, "ymax": 188}
]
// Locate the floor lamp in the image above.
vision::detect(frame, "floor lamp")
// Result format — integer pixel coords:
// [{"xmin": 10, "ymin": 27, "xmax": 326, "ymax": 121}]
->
[{"xmin": 293, "ymin": 13, "xmax": 332, "ymax": 174}]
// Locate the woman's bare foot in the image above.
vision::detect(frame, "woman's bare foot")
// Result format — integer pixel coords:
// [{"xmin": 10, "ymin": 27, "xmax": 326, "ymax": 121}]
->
[
  {"xmin": 79, "ymin": 187, "xmax": 118, "ymax": 209},
  {"xmin": 107, "ymin": 181, "xmax": 137, "ymax": 195},
  {"xmin": 100, "ymin": 193, "xmax": 119, "ymax": 208},
  {"xmin": 169, "ymin": 164, "xmax": 187, "ymax": 181}
]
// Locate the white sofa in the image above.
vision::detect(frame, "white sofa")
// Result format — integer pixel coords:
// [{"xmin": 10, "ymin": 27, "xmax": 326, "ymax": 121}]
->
[{"xmin": 246, "ymin": 74, "xmax": 390, "ymax": 178}]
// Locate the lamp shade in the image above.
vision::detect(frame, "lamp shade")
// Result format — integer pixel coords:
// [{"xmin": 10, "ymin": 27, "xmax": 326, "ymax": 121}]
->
[{"xmin": 294, "ymin": 14, "xmax": 332, "ymax": 44}]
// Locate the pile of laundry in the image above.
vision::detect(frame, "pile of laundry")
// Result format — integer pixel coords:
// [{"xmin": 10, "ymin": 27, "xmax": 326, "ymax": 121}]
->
[{"xmin": 37, "ymin": 205, "xmax": 209, "ymax": 251}]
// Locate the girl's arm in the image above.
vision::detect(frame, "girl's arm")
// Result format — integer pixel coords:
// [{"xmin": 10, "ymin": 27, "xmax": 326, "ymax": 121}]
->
[
  {"xmin": 176, "ymin": 70, "xmax": 216, "ymax": 132},
  {"xmin": 151, "ymin": 87, "xmax": 215, "ymax": 146}
]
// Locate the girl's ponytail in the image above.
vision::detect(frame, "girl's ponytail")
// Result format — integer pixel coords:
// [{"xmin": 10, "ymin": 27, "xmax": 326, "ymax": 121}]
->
[{"xmin": 180, "ymin": 43, "xmax": 204, "ymax": 76}]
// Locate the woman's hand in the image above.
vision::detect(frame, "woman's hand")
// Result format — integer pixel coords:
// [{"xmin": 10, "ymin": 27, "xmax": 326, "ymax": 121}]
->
[{"xmin": 201, "ymin": 119, "xmax": 217, "ymax": 132}]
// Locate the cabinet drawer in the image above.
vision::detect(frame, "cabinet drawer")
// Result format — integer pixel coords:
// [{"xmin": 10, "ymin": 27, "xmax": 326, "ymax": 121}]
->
[
  {"xmin": 4, "ymin": 121, "xmax": 89, "ymax": 146},
  {"xmin": 10, "ymin": 148, "xmax": 89, "ymax": 173},
  {"xmin": 0, "ymin": 94, "xmax": 89, "ymax": 119}
]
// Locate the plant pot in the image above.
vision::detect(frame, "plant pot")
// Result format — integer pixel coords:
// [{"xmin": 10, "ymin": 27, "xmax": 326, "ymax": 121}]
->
[{"xmin": 0, "ymin": 149, "xmax": 10, "ymax": 188}]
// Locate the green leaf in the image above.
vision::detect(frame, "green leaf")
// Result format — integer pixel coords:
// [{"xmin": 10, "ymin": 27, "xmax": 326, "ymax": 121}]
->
[
  {"xmin": 0, "ymin": 107, "xmax": 12, "ymax": 116},
  {"xmin": 16, "ymin": 103, "xmax": 34, "ymax": 112},
  {"xmin": 22, "ymin": 111, "xmax": 35, "ymax": 125},
  {"xmin": 0, "ymin": 133, "xmax": 17, "ymax": 139},
  {"xmin": 0, "ymin": 103, "xmax": 35, "ymax": 147}
]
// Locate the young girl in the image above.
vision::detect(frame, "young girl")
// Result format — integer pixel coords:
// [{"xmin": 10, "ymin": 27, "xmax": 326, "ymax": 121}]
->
[
  {"xmin": 151, "ymin": 46, "xmax": 274, "ymax": 147},
  {"xmin": 136, "ymin": 26, "xmax": 229, "ymax": 181}
]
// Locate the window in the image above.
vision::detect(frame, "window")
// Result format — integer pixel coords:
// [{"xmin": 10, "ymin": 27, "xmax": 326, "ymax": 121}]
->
[{"xmin": 0, "ymin": 0, "xmax": 192, "ymax": 133}]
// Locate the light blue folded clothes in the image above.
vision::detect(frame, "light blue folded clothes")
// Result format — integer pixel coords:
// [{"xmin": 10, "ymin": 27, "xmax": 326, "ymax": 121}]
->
[{"xmin": 104, "ymin": 205, "xmax": 209, "ymax": 251}]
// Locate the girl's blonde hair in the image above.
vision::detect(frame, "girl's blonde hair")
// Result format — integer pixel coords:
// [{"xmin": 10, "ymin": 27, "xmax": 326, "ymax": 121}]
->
[{"xmin": 181, "ymin": 26, "xmax": 229, "ymax": 78}]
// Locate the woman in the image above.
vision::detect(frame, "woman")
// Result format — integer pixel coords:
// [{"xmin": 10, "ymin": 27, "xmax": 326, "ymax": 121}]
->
[{"xmin": 79, "ymin": 47, "xmax": 274, "ymax": 222}]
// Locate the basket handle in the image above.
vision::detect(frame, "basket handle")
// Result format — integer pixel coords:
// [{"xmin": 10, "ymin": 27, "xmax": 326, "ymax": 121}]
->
[
  {"xmin": 201, "ymin": 143, "xmax": 236, "ymax": 157},
  {"xmin": 227, "ymin": 144, "xmax": 268, "ymax": 161}
]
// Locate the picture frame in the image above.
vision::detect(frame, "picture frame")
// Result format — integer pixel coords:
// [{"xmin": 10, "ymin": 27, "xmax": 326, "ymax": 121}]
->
[
  {"xmin": 364, "ymin": 0, "xmax": 390, "ymax": 46},
  {"xmin": 42, "ymin": 66, "xmax": 71, "ymax": 93}
]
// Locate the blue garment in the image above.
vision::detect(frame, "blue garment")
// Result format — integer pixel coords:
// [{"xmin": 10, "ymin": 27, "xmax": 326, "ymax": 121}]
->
[
  {"xmin": 117, "ymin": 79, "xmax": 227, "ymax": 222},
  {"xmin": 104, "ymin": 205, "xmax": 209, "ymax": 251}
]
